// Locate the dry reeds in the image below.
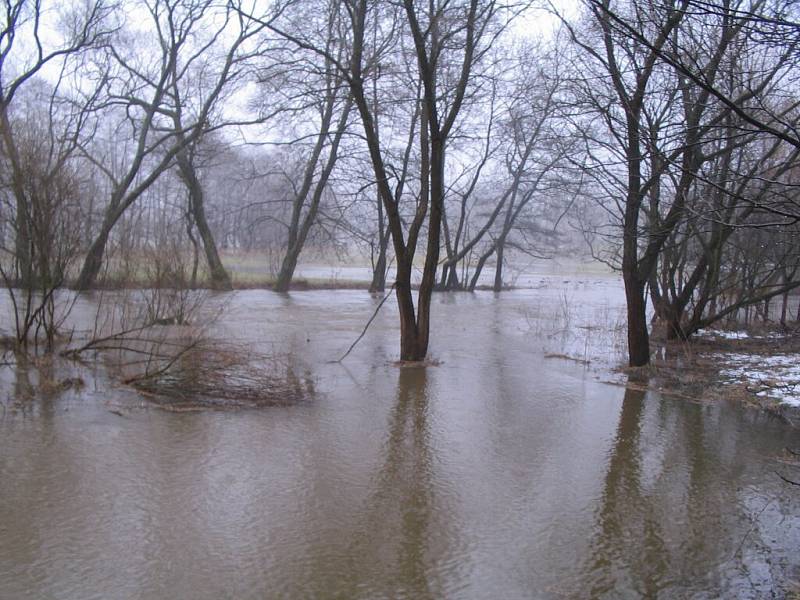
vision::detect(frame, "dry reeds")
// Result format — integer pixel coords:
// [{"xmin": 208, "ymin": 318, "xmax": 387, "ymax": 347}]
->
[{"xmin": 129, "ymin": 343, "xmax": 314, "ymax": 410}]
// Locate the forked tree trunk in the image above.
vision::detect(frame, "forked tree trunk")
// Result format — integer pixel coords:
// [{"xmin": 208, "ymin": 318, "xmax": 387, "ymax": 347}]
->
[
  {"xmin": 437, "ymin": 263, "xmax": 459, "ymax": 290},
  {"xmin": 342, "ymin": 0, "xmax": 480, "ymax": 362},
  {"xmin": 274, "ymin": 96, "xmax": 352, "ymax": 293},
  {"xmin": 177, "ymin": 154, "xmax": 232, "ymax": 291},
  {"xmin": 395, "ymin": 259, "xmax": 424, "ymax": 361}
]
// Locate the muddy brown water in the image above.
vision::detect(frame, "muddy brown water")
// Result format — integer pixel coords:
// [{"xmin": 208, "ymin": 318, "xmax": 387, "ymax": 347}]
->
[{"xmin": 1, "ymin": 278, "xmax": 799, "ymax": 599}]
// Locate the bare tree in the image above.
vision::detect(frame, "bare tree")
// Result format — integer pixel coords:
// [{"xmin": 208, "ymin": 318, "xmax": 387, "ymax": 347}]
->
[
  {"xmin": 649, "ymin": 125, "xmax": 800, "ymax": 339},
  {"xmin": 255, "ymin": 3, "xmax": 354, "ymax": 292},
  {"xmin": 0, "ymin": 0, "xmax": 112, "ymax": 287},
  {"xmin": 592, "ymin": 0, "xmax": 800, "ymax": 158},
  {"xmin": 74, "ymin": 0, "xmax": 270, "ymax": 290},
  {"xmin": 460, "ymin": 42, "xmax": 572, "ymax": 291},
  {"xmin": 561, "ymin": 0, "xmax": 793, "ymax": 365},
  {"xmin": 0, "ymin": 2, "xmax": 112, "ymax": 349},
  {"xmin": 246, "ymin": 0, "xmax": 513, "ymax": 360},
  {"xmin": 0, "ymin": 102, "xmax": 85, "ymax": 350}
]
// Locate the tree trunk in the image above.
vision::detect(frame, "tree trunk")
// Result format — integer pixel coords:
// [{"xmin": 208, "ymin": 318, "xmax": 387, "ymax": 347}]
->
[
  {"xmin": 437, "ymin": 263, "xmax": 459, "ymax": 290},
  {"xmin": 177, "ymin": 154, "xmax": 232, "ymax": 291},
  {"xmin": 369, "ymin": 234, "xmax": 388, "ymax": 293},
  {"xmin": 274, "ymin": 250, "xmax": 299, "ymax": 293},
  {"xmin": 396, "ymin": 259, "xmax": 423, "ymax": 361},
  {"xmin": 780, "ymin": 291, "xmax": 788, "ymax": 326},
  {"xmin": 624, "ymin": 273, "xmax": 650, "ymax": 367},
  {"xmin": 14, "ymin": 195, "xmax": 32, "ymax": 288},
  {"xmin": 0, "ymin": 106, "xmax": 33, "ymax": 288},
  {"xmin": 408, "ymin": 134, "xmax": 445, "ymax": 361},
  {"xmin": 469, "ymin": 246, "xmax": 492, "ymax": 291},
  {"xmin": 191, "ymin": 197, "xmax": 231, "ymax": 291},
  {"xmin": 445, "ymin": 265, "xmax": 459, "ymax": 290},
  {"xmin": 75, "ymin": 225, "xmax": 111, "ymax": 290},
  {"xmin": 666, "ymin": 321, "xmax": 687, "ymax": 341},
  {"xmin": 796, "ymin": 293, "xmax": 800, "ymax": 322},
  {"xmin": 185, "ymin": 216, "xmax": 200, "ymax": 289},
  {"xmin": 493, "ymin": 239, "xmax": 504, "ymax": 292}
]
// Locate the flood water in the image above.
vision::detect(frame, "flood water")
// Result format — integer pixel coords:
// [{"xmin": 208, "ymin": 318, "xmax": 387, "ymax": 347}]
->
[{"xmin": 1, "ymin": 277, "xmax": 799, "ymax": 599}]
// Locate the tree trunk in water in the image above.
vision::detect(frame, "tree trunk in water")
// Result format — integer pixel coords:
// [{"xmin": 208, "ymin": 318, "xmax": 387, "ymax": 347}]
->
[
  {"xmin": 493, "ymin": 240, "xmax": 504, "ymax": 292},
  {"xmin": 446, "ymin": 266, "xmax": 459, "ymax": 290},
  {"xmin": 396, "ymin": 259, "xmax": 425, "ymax": 361},
  {"xmin": 468, "ymin": 244, "xmax": 494, "ymax": 291},
  {"xmin": 274, "ymin": 250, "xmax": 299, "ymax": 293},
  {"xmin": 408, "ymin": 145, "xmax": 444, "ymax": 361},
  {"xmin": 75, "ymin": 226, "xmax": 111, "ymax": 290},
  {"xmin": 369, "ymin": 241, "xmax": 387, "ymax": 293},
  {"xmin": 438, "ymin": 263, "xmax": 459, "ymax": 290},
  {"xmin": 438, "ymin": 264, "xmax": 447, "ymax": 288},
  {"xmin": 624, "ymin": 273, "xmax": 650, "ymax": 366}
]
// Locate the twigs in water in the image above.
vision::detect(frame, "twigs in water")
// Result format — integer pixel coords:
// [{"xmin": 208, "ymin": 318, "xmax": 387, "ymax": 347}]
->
[{"xmin": 122, "ymin": 339, "xmax": 201, "ymax": 385}]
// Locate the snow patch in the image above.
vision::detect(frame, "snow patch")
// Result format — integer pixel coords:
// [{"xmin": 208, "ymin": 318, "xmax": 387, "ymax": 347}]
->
[
  {"xmin": 715, "ymin": 352, "xmax": 800, "ymax": 407},
  {"xmin": 697, "ymin": 328, "xmax": 788, "ymax": 340}
]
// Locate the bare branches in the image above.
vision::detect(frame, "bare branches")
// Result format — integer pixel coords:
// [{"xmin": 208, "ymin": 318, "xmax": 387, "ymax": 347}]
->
[{"xmin": 74, "ymin": 0, "xmax": 274, "ymax": 289}]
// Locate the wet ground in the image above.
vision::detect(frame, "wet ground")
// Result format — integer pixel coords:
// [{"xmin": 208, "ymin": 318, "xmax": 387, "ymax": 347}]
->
[{"xmin": 1, "ymin": 277, "xmax": 799, "ymax": 599}]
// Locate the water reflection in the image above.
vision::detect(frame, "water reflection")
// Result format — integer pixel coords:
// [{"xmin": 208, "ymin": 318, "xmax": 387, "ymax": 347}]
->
[
  {"xmin": 585, "ymin": 379, "xmax": 798, "ymax": 597},
  {"xmin": 348, "ymin": 366, "xmax": 442, "ymax": 599},
  {"xmin": 590, "ymin": 384, "xmax": 668, "ymax": 596}
]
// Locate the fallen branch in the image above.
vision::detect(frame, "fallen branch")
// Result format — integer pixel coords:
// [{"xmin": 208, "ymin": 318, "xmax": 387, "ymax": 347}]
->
[
  {"xmin": 335, "ymin": 284, "xmax": 395, "ymax": 363},
  {"xmin": 60, "ymin": 323, "xmax": 160, "ymax": 358},
  {"xmin": 777, "ymin": 472, "xmax": 800, "ymax": 486},
  {"xmin": 733, "ymin": 498, "xmax": 772, "ymax": 559}
]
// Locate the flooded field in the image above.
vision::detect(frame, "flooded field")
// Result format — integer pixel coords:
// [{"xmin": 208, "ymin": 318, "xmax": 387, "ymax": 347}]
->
[{"xmin": 2, "ymin": 277, "xmax": 799, "ymax": 599}]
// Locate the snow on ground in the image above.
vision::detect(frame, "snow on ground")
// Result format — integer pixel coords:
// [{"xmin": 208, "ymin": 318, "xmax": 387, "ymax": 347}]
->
[
  {"xmin": 697, "ymin": 328, "xmax": 787, "ymax": 340},
  {"xmin": 715, "ymin": 352, "xmax": 800, "ymax": 407},
  {"xmin": 700, "ymin": 329, "xmax": 750, "ymax": 339}
]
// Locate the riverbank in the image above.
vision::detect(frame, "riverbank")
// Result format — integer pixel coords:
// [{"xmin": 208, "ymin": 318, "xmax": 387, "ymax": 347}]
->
[{"xmin": 614, "ymin": 323, "xmax": 800, "ymax": 427}]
